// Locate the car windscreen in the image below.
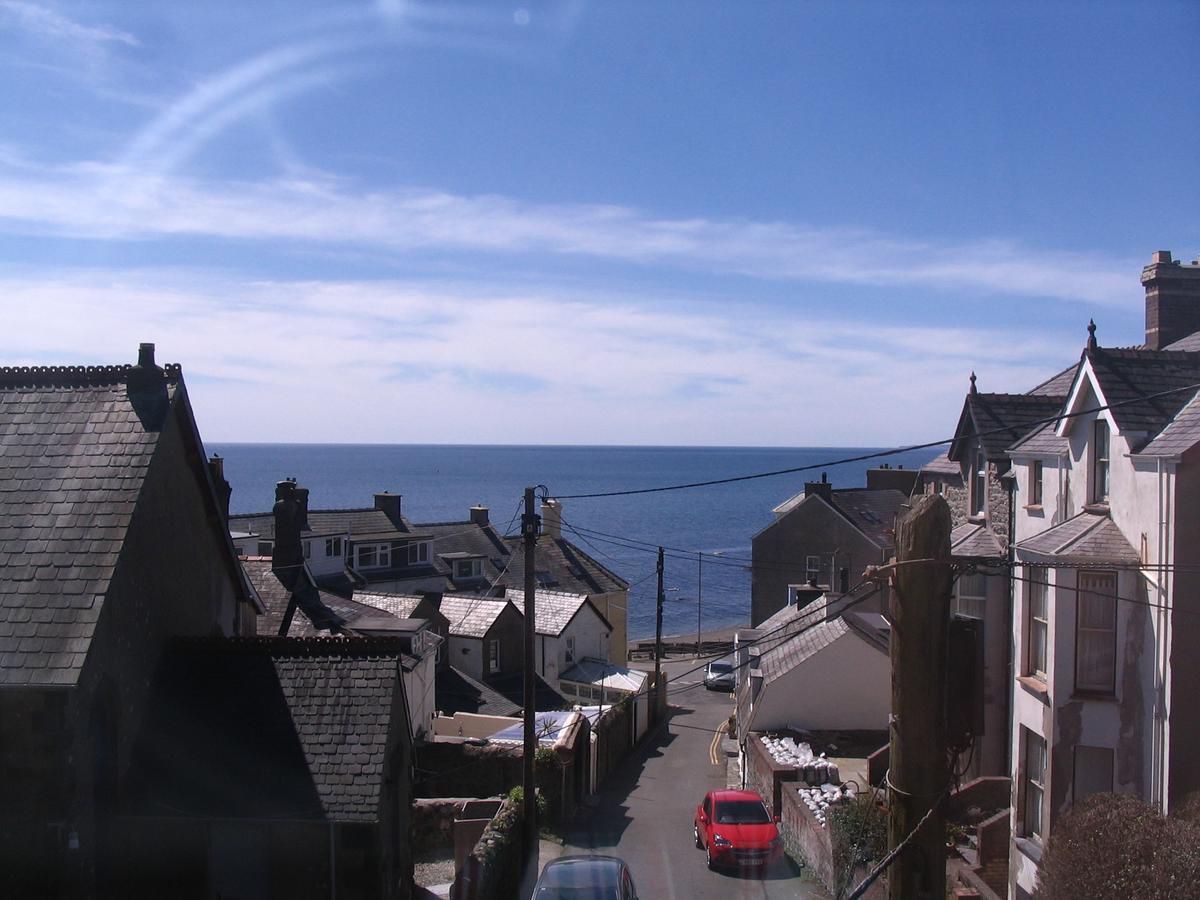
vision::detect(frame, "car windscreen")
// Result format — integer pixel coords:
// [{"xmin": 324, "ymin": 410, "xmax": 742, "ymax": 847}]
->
[
  {"xmin": 714, "ymin": 800, "xmax": 771, "ymax": 824},
  {"xmin": 708, "ymin": 662, "xmax": 732, "ymax": 673},
  {"xmin": 536, "ymin": 886, "xmax": 619, "ymax": 899}
]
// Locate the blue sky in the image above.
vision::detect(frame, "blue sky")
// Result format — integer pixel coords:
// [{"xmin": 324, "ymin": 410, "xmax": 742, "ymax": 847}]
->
[{"xmin": 1, "ymin": 0, "xmax": 1197, "ymax": 445}]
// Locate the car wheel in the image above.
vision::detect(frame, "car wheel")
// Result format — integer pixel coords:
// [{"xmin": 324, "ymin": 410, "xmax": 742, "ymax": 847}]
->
[{"xmin": 694, "ymin": 825, "xmax": 702, "ymax": 849}]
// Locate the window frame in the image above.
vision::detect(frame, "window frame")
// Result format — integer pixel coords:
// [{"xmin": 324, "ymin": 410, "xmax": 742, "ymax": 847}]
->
[
  {"xmin": 1030, "ymin": 460, "xmax": 1043, "ymax": 507},
  {"xmin": 487, "ymin": 639, "xmax": 500, "ymax": 672},
  {"xmin": 1026, "ymin": 567, "xmax": 1049, "ymax": 680},
  {"xmin": 1092, "ymin": 419, "xmax": 1110, "ymax": 503},
  {"xmin": 1021, "ymin": 729, "xmax": 1046, "ymax": 839},
  {"xmin": 406, "ymin": 541, "xmax": 429, "ymax": 565},
  {"xmin": 1075, "ymin": 570, "xmax": 1117, "ymax": 695},
  {"xmin": 355, "ymin": 543, "xmax": 392, "ymax": 570},
  {"xmin": 454, "ymin": 558, "xmax": 484, "ymax": 580},
  {"xmin": 971, "ymin": 448, "xmax": 987, "ymax": 517},
  {"xmin": 953, "ymin": 571, "xmax": 987, "ymax": 620},
  {"xmin": 325, "ymin": 536, "xmax": 343, "ymax": 559},
  {"xmin": 805, "ymin": 555, "xmax": 821, "ymax": 584},
  {"xmin": 565, "ymin": 635, "xmax": 576, "ymax": 664}
]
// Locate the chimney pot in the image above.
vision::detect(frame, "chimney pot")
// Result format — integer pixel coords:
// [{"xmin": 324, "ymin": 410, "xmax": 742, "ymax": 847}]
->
[
  {"xmin": 208, "ymin": 454, "xmax": 231, "ymax": 522},
  {"xmin": 541, "ymin": 498, "xmax": 562, "ymax": 539},
  {"xmin": 137, "ymin": 342, "xmax": 155, "ymax": 367},
  {"xmin": 469, "ymin": 505, "xmax": 489, "ymax": 527},
  {"xmin": 1152, "ymin": 250, "xmax": 1173, "ymax": 264},
  {"xmin": 374, "ymin": 492, "xmax": 403, "ymax": 527}
]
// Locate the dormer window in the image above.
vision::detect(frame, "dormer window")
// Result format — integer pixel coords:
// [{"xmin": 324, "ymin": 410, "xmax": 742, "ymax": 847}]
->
[
  {"xmin": 454, "ymin": 558, "xmax": 483, "ymax": 580},
  {"xmin": 406, "ymin": 541, "xmax": 429, "ymax": 566},
  {"xmin": 355, "ymin": 543, "xmax": 392, "ymax": 569},
  {"xmin": 1092, "ymin": 420, "xmax": 1110, "ymax": 503},
  {"xmin": 325, "ymin": 536, "xmax": 343, "ymax": 559},
  {"xmin": 971, "ymin": 449, "xmax": 987, "ymax": 517}
]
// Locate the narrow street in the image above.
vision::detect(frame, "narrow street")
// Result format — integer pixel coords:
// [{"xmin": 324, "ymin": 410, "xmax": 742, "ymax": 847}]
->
[{"xmin": 537, "ymin": 658, "xmax": 831, "ymax": 899}]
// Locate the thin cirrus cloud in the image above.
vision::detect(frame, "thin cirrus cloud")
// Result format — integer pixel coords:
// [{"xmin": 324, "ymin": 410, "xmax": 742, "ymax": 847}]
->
[
  {"xmin": 0, "ymin": 270, "xmax": 1073, "ymax": 444},
  {"xmin": 0, "ymin": 159, "xmax": 1133, "ymax": 308},
  {"xmin": 0, "ymin": 1, "xmax": 138, "ymax": 47}
]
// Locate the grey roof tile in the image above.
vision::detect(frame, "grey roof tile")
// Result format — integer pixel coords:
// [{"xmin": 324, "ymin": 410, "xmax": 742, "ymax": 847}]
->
[
  {"xmin": 1082, "ymin": 347, "xmax": 1200, "ymax": 447},
  {"xmin": 951, "ymin": 523, "xmax": 1005, "ymax": 559},
  {"xmin": 1138, "ymin": 390, "xmax": 1200, "ymax": 456},
  {"xmin": 1016, "ymin": 510, "xmax": 1138, "ymax": 563}
]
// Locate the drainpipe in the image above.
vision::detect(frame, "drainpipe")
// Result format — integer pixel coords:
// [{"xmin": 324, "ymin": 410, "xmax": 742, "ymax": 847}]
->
[{"xmin": 1006, "ymin": 469, "xmax": 1017, "ymax": 774}]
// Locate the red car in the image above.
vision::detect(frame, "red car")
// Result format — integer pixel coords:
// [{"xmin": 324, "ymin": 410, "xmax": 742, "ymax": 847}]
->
[{"xmin": 693, "ymin": 789, "xmax": 783, "ymax": 870}]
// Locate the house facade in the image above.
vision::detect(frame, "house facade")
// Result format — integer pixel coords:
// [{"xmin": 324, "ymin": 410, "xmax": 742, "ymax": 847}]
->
[
  {"xmin": 436, "ymin": 595, "xmax": 525, "ymax": 682},
  {"xmin": 750, "ymin": 472, "xmax": 910, "ymax": 626},
  {"xmin": 0, "ymin": 345, "xmax": 260, "ymax": 896},
  {"xmin": 530, "ymin": 590, "xmax": 613, "ymax": 686}
]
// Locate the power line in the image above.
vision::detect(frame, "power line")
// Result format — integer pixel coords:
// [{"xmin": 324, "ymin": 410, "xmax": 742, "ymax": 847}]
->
[{"xmin": 551, "ymin": 380, "xmax": 1200, "ymax": 500}]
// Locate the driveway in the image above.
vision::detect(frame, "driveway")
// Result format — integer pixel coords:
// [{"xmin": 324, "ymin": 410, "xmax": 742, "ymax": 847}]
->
[{"xmin": 537, "ymin": 658, "xmax": 831, "ymax": 899}]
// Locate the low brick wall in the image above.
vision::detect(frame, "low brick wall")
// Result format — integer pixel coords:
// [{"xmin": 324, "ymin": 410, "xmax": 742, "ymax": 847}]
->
[
  {"xmin": 412, "ymin": 798, "xmax": 473, "ymax": 856},
  {"xmin": 946, "ymin": 776, "xmax": 1010, "ymax": 819},
  {"xmin": 744, "ymin": 734, "xmax": 800, "ymax": 818},
  {"xmin": 779, "ymin": 787, "xmax": 887, "ymax": 899},
  {"xmin": 975, "ymin": 809, "xmax": 1009, "ymax": 896}
]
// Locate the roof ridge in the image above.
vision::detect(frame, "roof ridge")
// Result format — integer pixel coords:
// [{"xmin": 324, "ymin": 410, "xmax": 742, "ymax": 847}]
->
[
  {"xmin": 0, "ymin": 363, "xmax": 183, "ymax": 388},
  {"xmin": 174, "ymin": 635, "xmax": 410, "ymax": 656}
]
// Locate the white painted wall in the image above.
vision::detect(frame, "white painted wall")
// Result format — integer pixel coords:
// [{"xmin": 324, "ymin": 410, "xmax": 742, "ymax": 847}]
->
[
  {"xmin": 449, "ymin": 635, "xmax": 485, "ymax": 681},
  {"xmin": 748, "ymin": 630, "xmax": 889, "ymax": 732},
  {"xmin": 404, "ymin": 648, "xmax": 437, "ymax": 741},
  {"xmin": 305, "ymin": 530, "xmax": 348, "ymax": 578},
  {"xmin": 536, "ymin": 604, "xmax": 612, "ymax": 684}
]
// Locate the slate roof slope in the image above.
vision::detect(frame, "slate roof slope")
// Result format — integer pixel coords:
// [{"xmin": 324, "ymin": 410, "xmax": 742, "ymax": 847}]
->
[
  {"xmin": 1015, "ymin": 510, "xmax": 1139, "ymax": 563},
  {"xmin": 1009, "ymin": 420, "xmax": 1069, "ymax": 455},
  {"xmin": 828, "ymin": 489, "xmax": 908, "ymax": 548},
  {"xmin": 486, "ymin": 670, "xmax": 569, "ymax": 712},
  {"xmin": 228, "ymin": 507, "xmax": 415, "ymax": 541},
  {"xmin": 951, "ymin": 523, "xmax": 1006, "ymax": 559},
  {"xmin": 953, "ymin": 392, "xmax": 1066, "ymax": 461},
  {"xmin": 1081, "ymin": 348, "xmax": 1200, "ymax": 447},
  {"xmin": 0, "ymin": 364, "xmax": 177, "ymax": 686},
  {"xmin": 500, "ymin": 535, "xmax": 628, "ymax": 595},
  {"xmin": 125, "ymin": 638, "xmax": 406, "ymax": 822},
  {"xmin": 436, "ymin": 665, "xmax": 520, "ymax": 717},
  {"xmin": 1138, "ymin": 391, "xmax": 1200, "ymax": 457},
  {"xmin": 920, "ymin": 451, "xmax": 962, "ymax": 477},
  {"xmin": 437, "ymin": 595, "xmax": 512, "ymax": 638},
  {"xmin": 759, "ymin": 617, "xmax": 851, "ymax": 682},
  {"xmin": 1164, "ymin": 331, "xmax": 1200, "ymax": 352},
  {"xmin": 531, "ymin": 590, "xmax": 604, "ymax": 637},
  {"xmin": 1028, "ymin": 364, "xmax": 1079, "ymax": 398},
  {"xmin": 240, "ymin": 557, "xmax": 351, "ymax": 636}
]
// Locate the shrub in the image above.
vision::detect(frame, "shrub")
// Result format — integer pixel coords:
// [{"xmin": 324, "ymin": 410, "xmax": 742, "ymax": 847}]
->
[
  {"xmin": 830, "ymin": 794, "xmax": 887, "ymax": 894},
  {"xmin": 506, "ymin": 785, "xmax": 548, "ymax": 819},
  {"xmin": 1036, "ymin": 792, "xmax": 1200, "ymax": 899}
]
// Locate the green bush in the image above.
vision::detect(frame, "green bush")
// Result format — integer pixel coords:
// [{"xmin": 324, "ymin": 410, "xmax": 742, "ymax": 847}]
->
[
  {"xmin": 829, "ymin": 795, "xmax": 887, "ymax": 894},
  {"xmin": 506, "ymin": 785, "xmax": 548, "ymax": 819},
  {"xmin": 1036, "ymin": 792, "xmax": 1200, "ymax": 899}
]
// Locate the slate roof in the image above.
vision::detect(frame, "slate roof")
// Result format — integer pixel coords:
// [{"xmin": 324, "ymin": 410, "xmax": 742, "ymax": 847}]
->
[
  {"xmin": 1165, "ymin": 331, "xmax": 1200, "ymax": 352},
  {"xmin": 0, "ymin": 361, "xmax": 245, "ymax": 687},
  {"xmin": 560, "ymin": 658, "xmax": 648, "ymax": 693},
  {"xmin": 1015, "ymin": 510, "xmax": 1139, "ymax": 563},
  {"xmin": 485, "ymin": 670, "xmax": 570, "ymax": 712},
  {"xmin": 920, "ymin": 451, "xmax": 962, "ymax": 477},
  {"xmin": 951, "ymin": 523, "xmax": 1006, "ymax": 560},
  {"xmin": 1079, "ymin": 348, "xmax": 1200, "ymax": 448},
  {"xmin": 1027, "ymin": 364, "xmax": 1079, "ymax": 398},
  {"xmin": 352, "ymin": 592, "xmax": 427, "ymax": 619},
  {"xmin": 828, "ymin": 489, "xmax": 908, "ymax": 548},
  {"xmin": 437, "ymin": 595, "xmax": 513, "ymax": 638},
  {"xmin": 125, "ymin": 638, "xmax": 407, "ymax": 822},
  {"xmin": 228, "ymin": 507, "xmax": 415, "ymax": 541},
  {"xmin": 435, "ymin": 665, "xmax": 520, "ymax": 717},
  {"xmin": 952, "ymin": 392, "xmax": 1066, "ymax": 462},
  {"xmin": 240, "ymin": 557, "xmax": 351, "ymax": 636},
  {"xmin": 499, "ymin": 535, "xmax": 628, "ymax": 595},
  {"xmin": 530, "ymin": 590, "xmax": 605, "ymax": 637},
  {"xmin": 1138, "ymin": 391, "xmax": 1200, "ymax": 457},
  {"xmin": 1009, "ymin": 420, "xmax": 1069, "ymax": 455},
  {"xmin": 759, "ymin": 617, "xmax": 851, "ymax": 682}
]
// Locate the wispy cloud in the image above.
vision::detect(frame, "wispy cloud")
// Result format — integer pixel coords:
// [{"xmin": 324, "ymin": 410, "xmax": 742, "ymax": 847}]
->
[
  {"xmin": 0, "ymin": 159, "xmax": 1134, "ymax": 307},
  {"xmin": 0, "ymin": 269, "xmax": 1080, "ymax": 445},
  {"xmin": 1, "ymin": 1, "xmax": 138, "ymax": 47}
]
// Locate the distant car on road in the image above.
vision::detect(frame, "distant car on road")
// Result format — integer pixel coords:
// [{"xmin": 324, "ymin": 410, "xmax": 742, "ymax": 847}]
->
[
  {"xmin": 703, "ymin": 659, "xmax": 735, "ymax": 692},
  {"xmin": 693, "ymin": 789, "xmax": 782, "ymax": 871},
  {"xmin": 532, "ymin": 854, "xmax": 640, "ymax": 899}
]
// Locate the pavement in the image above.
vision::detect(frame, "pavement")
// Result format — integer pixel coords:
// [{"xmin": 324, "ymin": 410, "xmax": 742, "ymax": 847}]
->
[{"xmin": 526, "ymin": 656, "xmax": 832, "ymax": 899}]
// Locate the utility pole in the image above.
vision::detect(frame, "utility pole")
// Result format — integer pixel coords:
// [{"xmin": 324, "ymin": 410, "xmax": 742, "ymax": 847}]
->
[
  {"xmin": 888, "ymin": 494, "xmax": 952, "ymax": 900},
  {"xmin": 521, "ymin": 487, "xmax": 540, "ymax": 858},
  {"xmin": 696, "ymin": 551, "xmax": 703, "ymax": 657},
  {"xmin": 655, "ymin": 547, "xmax": 665, "ymax": 697}
]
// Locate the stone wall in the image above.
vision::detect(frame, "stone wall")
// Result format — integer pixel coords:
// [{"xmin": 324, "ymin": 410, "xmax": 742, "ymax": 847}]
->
[
  {"xmin": 412, "ymin": 798, "xmax": 474, "ymax": 856},
  {"xmin": 744, "ymin": 733, "xmax": 799, "ymax": 818},
  {"xmin": 453, "ymin": 798, "xmax": 525, "ymax": 900}
]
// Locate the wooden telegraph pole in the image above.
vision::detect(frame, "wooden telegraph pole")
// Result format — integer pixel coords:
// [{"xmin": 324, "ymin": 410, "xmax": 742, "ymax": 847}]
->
[
  {"xmin": 521, "ymin": 487, "xmax": 540, "ymax": 856},
  {"xmin": 655, "ymin": 547, "xmax": 665, "ymax": 703},
  {"xmin": 888, "ymin": 493, "xmax": 953, "ymax": 900}
]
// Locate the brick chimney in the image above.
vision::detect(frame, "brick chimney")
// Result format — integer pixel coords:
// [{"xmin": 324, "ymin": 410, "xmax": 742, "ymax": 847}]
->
[
  {"xmin": 866, "ymin": 464, "xmax": 919, "ymax": 495},
  {"xmin": 469, "ymin": 505, "xmax": 489, "ymax": 526},
  {"xmin": 804, "ymin": 472, "xmax": 832, "ymax": 503},
  {"xmin": 541, "ymin": 498, "xmax": 562, "ymax": 539},
  {"xmin": 295, "ymin": 486, "xmax": 310, "ymax": 531},
  {"xmin": 272, "ymin": 479, "xmax": 304, "ymax": 584},
  {"xmin": 374, "ymin": 492, "xmax": 402, "ymax": 527},
  {"xmin": 208, "ymin": 454, "xmax": 232, "ymax": 522},
  {"xmin": 1142, "ymin": 250, "xmax": 1200, "ymax": 350}
]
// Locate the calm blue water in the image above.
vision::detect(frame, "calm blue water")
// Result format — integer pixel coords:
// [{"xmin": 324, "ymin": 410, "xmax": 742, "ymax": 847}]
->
[{"xmin": 209, "ymin": 444, "xmax": 938, "ymax": 641}]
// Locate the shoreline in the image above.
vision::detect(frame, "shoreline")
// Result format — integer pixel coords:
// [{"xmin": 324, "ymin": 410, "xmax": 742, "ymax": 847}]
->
[{"xmin": 627, "ymin": 623, "xmax": 745, "ymax": 651}]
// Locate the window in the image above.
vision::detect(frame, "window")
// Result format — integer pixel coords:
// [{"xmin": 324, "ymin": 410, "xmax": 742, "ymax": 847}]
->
[
  {"xmin": 303, "ymin": 540, "xmax": 311, "ymax": 560},
  {"xmin": 355, "ymin": 543, "xmax": 391, "ymax": 569},
  {"xmin": 455, "ymin": 558, "xmax": 483, "ymax": 580},
  {"xmin": 487, "ymin": 639, "xmax": 500, "ymax": 672},
  {"xmin": 565, "ymin": 636, "xmax": 576, "ymax": 664},
  {"xmin": 325, "ymin": 537, "xmax": 343, "ymax": 558},
  {"xmin": 1027, "ymin": 568, "xmax": 1049, "ymax": 679},
  {"xmin": 257, "ymin": 540, "xmax": 274, "ymax": 555},
  {"xmin": 406, "ymin": 541, "xmax": 428, "ymax": 565},
  {"xmin": 1093, "ymin": 420, "xmax": 1110, "ymax": 503},
  {"xmin": 1076, "ymin": 571, "xmax": 1116, "ymax": 693},
  {"xmin": 1030, "ymin": 461, "xmax": 1043, "ymax": 507},
  {"xmin": 971, "ymin": 449, "xmax": 987, "ymax": 517},
  {"xmin": 954, "ymin": 572, "xmax": 987, "ymax": 620},
  {"xmin": 560, "ymin": 682, "xmax": 577, "ymax": 697},
  {"xmin": 1022, "ymin": 729, "xmax": 1046, "ymax": 838},
  {"xmin": 805, "ymin": 555, "xmax": 821, "ymax": 585},
  {"xmin": 1073, "ymin": 745, "xmax": 1113, "ymax": 803}
]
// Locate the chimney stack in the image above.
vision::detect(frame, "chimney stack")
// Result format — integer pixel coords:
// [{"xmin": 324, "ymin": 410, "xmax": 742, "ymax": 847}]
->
[
  {"xmin": 374, "ymin": 492, "xmax": 403, "ymax": 527},
  {"xmin": 295, "ymin": 487, "xmax": 310, "ymax": 531},
  {"xmin": 541, "ymin": 498, "xmax": 562, "ymax": 540},
  {"xmin": 866, "ymin": 466, "xmax": 920, "ymax": 495},
  {"xmin": 1142, "ymin": 250, "xmax": 1200, "ymax": 350},
  {"xmin": 469, "ymin": 505, "xmax": 489, "ymax": 527},
  {"xmin": 208, "ymin": 454, "xmax": 232, "ymax": 522},
  {"xmin": 272, "ymin": 479, "xmax": 304, "ymax": 585},
  {"xmin": 804, "ymin": 472, "xmax": 833, "ymax": 503}
]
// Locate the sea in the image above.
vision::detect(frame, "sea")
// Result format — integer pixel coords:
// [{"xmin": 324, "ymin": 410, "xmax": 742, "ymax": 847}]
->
[{"xmin": 210, "ymin": 444, "xmax": 940, "ymax": 642}]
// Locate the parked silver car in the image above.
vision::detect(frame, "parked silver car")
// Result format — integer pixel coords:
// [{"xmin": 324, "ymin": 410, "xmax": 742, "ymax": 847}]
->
[
  {"xmin": 703, "ymin": 659, "xmax": 736, "ymax": 692},
  {"xmin": 532, "ymin": 855, "xmax": 639, "ymax": 899}
]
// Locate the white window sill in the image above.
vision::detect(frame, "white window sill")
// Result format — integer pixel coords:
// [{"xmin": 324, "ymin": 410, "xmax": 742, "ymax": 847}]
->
[{"xmin": 1014, "ymin": 836, "xmax": 1043, "ymax": 863}]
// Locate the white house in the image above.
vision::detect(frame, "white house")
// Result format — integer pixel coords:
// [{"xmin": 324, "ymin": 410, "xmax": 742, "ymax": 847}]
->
[{"xmin": 529, "ymin": 590, "xmax": 613, "ymax": 685}]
